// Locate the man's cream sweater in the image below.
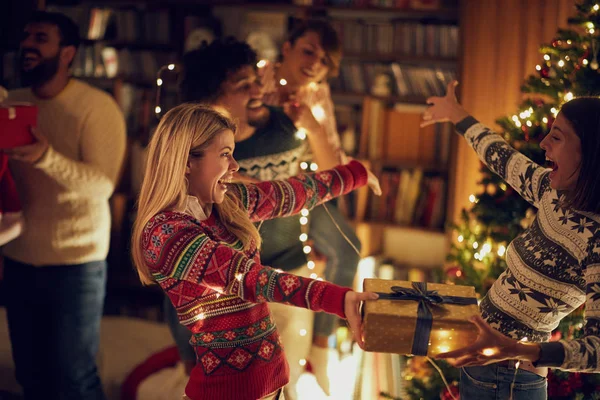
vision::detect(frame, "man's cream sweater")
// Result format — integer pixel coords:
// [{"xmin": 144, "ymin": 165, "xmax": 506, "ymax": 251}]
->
[{"xmin": 6, "ymin": 79, "xmax": 126, "ymax": 266}]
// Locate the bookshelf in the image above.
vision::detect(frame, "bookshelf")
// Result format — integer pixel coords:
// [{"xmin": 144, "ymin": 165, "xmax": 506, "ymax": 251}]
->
[{"xmin": 0, "ymin": 0, "xmax": 462, "ymax": 277}]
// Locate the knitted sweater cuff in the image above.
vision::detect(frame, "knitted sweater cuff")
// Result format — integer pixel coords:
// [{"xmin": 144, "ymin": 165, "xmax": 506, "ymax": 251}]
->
[
  {"xmin": 344, "ymin": 160, "xmax": 368, "ymax": 190},
  {"xmin": 320, "ymin": 284, "xmax": 352, "ymax": 319},
  {"xmin": 533, "ymin": 341, "xmax": 565, "ymax": 368},
  {"xmin": 455, "ymin": 116, "xmax": 479, "ymax": 136}
]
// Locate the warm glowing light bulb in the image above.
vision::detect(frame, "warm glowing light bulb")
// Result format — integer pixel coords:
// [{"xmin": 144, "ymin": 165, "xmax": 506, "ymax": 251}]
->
[
  {"xmin": 300, "ymin": 216, "xmax": 308, "ymax": 225},
  {"xmin": 558, "ymin": 60, "xmax": 565, "ymax": 67},
  {"xmin": 299, "ymin": 329, "xmax": 307, "ymax": 336},
  {"xmin": 300, "ymin": 162, "xmax": 308, "ymax": 170},
  {"xmin": 542, "ymin": 117, "xmax": 548, "ymax": 124},
  {"xmin": 155, "ymin": 106, "xmax": 161, "ymax": 114},
  {"xmin": 295, "ymin": 128, "xmax": 307, "ymax": 140},
  {"xmin": 311, "ymin": 105, "xmax": 325, "ymax": 122},
  {"xmin": 301, "ymin": 209, "xmax": 309, "ymax": 217},
  {"xmin": 473, "ymin": 242, "xmax": 479, "ymax": 249},
  {"xmin": 515, "ymin": 120, "xmax": 522, "ymax": 128},
  {"xmin": 564, "ymin": 92, "xmax": 574, "ymax": 101},
  {"xmin": 594, "ymin": 4, "xmax": 600, "ymax": 11},
  {"xmin": 279, "ymin": 78, "xmax": 287, "ymax": 86},
  {"xmin": 310, "ymin": 273, "xmax": 318, "ymax": 279},
  {"xmin": 482, "ymin": 348, "xmax": 496, "ymax": 356},
  {"xmin": 168, "ymin": 64, "xmax": 175, "ymax": 70},
  {"xmin": 543, "ymin": 54, "xmax": 550, "ymax": 61},
  {"xmin": 307, "ymin": 261, "xmax": 315, "ymax": 269},
  {"xmin": 457, "ymin": 235, "xmax": 464, "ymax": 243},
  {"xmin": 310, "ymin": 163, "xmax": 318, "ymax": 171},
  {"xmin": 156, "ymin": 78, "xmax": 163, "ymax": 86},
  {"xmin": 299, "ymin": 359, "xmax": 307, "ymax": 366},
  {"xmin": 299, "ymin": 233, "xmax": 308, "ymax": 242},
  {"xmin": 526, "ymin": 120, "xmax": 532, "ymax": 127},
  {"xmin": 469, "ymin": 194, "xmax": 476, "ymax": 203},
  {"xmin": 535, "ymin": 65, "xmax": 541, "ymax": 71},
  {"xmin": 303, "ymin": 245, "xmax": 312, "ymax": 254},
  {"xmin": 583, "ymin": 59, "xmax": 590, "ymax": 66},
  {"xmin": 497, "ymin": 245, "xmax": 506, "ymax": 257},
  {"xmin": 257, "ymin": 59, "xmax": 267, "ymax": 68}
]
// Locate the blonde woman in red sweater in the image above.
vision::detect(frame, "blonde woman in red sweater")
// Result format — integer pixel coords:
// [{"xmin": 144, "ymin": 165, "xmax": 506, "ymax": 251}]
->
[{"xmin": 131, "ymin": 103, "xmax": 379, "ymax": 400}]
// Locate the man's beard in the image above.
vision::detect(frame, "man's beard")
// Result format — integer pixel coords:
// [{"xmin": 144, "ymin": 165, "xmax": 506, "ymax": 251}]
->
[
  {"xmin": 247, "ymin": 106, "xmax": 270, "ymax": 128},
  {"xmin": 20, "ymin": 50, "xmax": 60, "ymax": 87}
]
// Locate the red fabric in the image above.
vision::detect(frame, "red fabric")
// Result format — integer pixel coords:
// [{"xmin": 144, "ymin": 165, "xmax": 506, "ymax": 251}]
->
[
  {"xmin": 0, "ymin": 104, "xmax": 36, "ymax": 149},
  {"xmin": 0, "ymin": 154, "xmax": 21, "ymax": 214},
  {"xmin": 141, "ymin": 162, "xmax": 367, "ymax": 400},
  {"xmin": 120, "ymin": 345, "xmax": 180, "ymax": 400}
]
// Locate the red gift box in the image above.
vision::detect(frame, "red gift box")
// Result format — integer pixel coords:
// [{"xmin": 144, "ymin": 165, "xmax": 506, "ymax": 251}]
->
[{"xmin": 0, "ymin": 103, "xmax": 37, "ymax": 149}]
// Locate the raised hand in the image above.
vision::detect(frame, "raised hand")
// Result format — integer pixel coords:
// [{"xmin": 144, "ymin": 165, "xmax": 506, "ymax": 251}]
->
[{"xmin": 421, "ymin": 80, "xmax": 469, "ymax": 128}]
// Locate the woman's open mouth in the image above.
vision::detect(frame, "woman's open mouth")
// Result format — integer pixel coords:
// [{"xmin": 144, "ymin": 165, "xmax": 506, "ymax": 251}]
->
[{"xmin": 546, "ymin": 157, "xmax": 558, "ymax": 179}]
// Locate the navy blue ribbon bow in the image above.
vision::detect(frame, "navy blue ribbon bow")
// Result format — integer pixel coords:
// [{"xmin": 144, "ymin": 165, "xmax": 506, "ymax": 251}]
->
[{"xmin": 376, "ymin": 282, "xmax": 477, "ymax": 356}]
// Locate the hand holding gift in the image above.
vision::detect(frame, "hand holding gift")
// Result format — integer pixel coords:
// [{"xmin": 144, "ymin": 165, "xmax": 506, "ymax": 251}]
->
[
  {"xmin": 4, "ymin": 127, "xmax": 49, "ymax": 164},
  {"xmin": 434, "ymin": 315, "xmax": 541, "ymax": 367}
]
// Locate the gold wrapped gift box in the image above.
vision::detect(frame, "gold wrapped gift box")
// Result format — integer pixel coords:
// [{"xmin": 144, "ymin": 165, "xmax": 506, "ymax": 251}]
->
[{"xmin": 362, "ymin": 279, "xmax": 480, "ymax": 357}]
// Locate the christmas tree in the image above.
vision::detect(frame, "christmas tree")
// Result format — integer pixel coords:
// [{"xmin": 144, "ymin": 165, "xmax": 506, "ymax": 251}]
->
[{"xmin": 405, "ymin": 1, "xmax": 600, "ymax": 398}]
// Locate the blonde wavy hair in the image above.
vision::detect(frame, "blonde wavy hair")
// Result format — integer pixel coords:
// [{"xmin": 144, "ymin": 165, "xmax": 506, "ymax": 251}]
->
[{"xmin": 131, "ymin": 103, "xmax": 261, "ymax": 285}]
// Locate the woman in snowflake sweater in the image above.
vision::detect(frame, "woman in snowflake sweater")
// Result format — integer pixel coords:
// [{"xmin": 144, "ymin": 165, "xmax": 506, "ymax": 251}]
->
[
  {"xmin": 423, "ymin": 82, "xmax": 600, "ymax": 400},
  {"xmin": 131, "ymin": 103, "xmax": 378, "ymax": 400}
]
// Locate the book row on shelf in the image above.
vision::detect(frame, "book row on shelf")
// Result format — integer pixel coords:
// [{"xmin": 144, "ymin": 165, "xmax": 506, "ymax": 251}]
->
[
  {"xmin": 332, "ymin": 19, "xmax": 458, "ymax": 58},
  {"xmin": 341, "ymin": 166, "xmax": 446, "ymax": 230},
  {"xmin": 71, "ymin": 44, "xmax": 177, "ymax": 83},
  {"xmin": 48, "ymin": 5, "xmax": 171, "ymax": 45},
  {"xmin": 331, "ymin": 61, "xmax": 457, "ymax": 100},
  {"xmin": 293, "ymin": 0, "xmax": 448, "ymax": 10},
  {"xmin": 359, "ymin": 98, "xmax": 452, "ymax": 162}
]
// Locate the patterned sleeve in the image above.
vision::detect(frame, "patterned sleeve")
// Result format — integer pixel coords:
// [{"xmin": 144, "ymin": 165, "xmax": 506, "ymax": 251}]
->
[
  {"xmin": 543, "ymin": 238, "xmax": 600, "ymax": 372},
  {"xmin": 456, "ymin": 117, "xmax": 551, "ymax": 208},
  {"xmin": 143, "ymin": 215, "xmax": 350, "ymax": 318},
  {"xmin": 229, "ymin": 160, "xmax": 367, "ymax": 223}
]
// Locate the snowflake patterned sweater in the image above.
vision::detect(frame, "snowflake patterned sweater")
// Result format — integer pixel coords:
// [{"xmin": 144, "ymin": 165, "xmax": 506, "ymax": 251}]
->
[
  {"xmin": 457, "ymin": 117, "xmax": 600, "ymax": 372},
  {"xmin": 141, "ymin": 161, "xmax": 367, "ymax": 400}
]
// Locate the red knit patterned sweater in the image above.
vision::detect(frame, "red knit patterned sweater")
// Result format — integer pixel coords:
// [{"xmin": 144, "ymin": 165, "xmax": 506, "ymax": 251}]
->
[{"xmin": 141, "ymin": 161, "xmax": 367, "ymax": 400}]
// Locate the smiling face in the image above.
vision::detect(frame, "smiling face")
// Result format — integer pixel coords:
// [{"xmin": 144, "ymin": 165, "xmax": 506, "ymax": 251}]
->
[
  {"xmin": 540, "ymin": 113, "xmax": 582, "ymax": 191},
  {"xmin": 281, "ymin": 31, "xmax": 330, "ymax": 87},
  {"xmin": 19, "ymin": 22, "xmax": 72, "ymax": 87},
  {"xmin": 214, "ymin": 65, "xmax": 269, "ymax": 130},
  {"xmin": 186, "ymin": 129, "xmax": 239, "ymax": 206}
]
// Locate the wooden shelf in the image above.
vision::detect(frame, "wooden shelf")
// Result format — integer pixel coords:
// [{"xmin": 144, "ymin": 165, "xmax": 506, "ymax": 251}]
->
[
  {"xmin": 331, "ymin": 91, "xmax": 428, "ymax": 105},
  {"xmin": 351, "ymin": 219, "xmax": 445, "ymax": 235},
  {"xmin": 375, "ymin": 159, "xmax": 449, "ymax": 174},
  {"xmin": 343, "ymin": 52, "xmax": 457, "ymax": 68},
  {"xmin": 81, "ymin": 39, "xmax": 176, "ymax": 52},
  {"xmin": 90, "ymin": 1, "xmax": 459, "ymax": 21},
  {"xmin": 77, "ymin": 75, "xmax": 157, "ymax": 88}
]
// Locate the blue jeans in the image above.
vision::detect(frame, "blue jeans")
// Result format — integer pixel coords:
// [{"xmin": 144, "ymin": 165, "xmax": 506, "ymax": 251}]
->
[
  {"xmin": 309, "ymin": 204, "xmax": 361, "ymax": 337},
  {"xmin": 164, "ymin": 295, "xmax": 196, "ymax": 362},
  {"xmin": 4, "ymin": 258, "xmax": 107, "ymax": 400},
  {"xmin": 460, "ymin": 365, "xmax": 547, "ymax": 400}
]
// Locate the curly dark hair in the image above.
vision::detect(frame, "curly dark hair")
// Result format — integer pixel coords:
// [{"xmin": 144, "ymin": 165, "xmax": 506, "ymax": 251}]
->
[{"xmin": 179, "ymin": 37, "xmax": 258, "ymax": 103}]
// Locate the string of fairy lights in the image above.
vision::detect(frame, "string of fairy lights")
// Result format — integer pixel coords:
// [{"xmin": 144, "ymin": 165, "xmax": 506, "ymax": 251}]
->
[{"xmin": 154, "ymin": 60, "xmax": 332, "ymax": 368}]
